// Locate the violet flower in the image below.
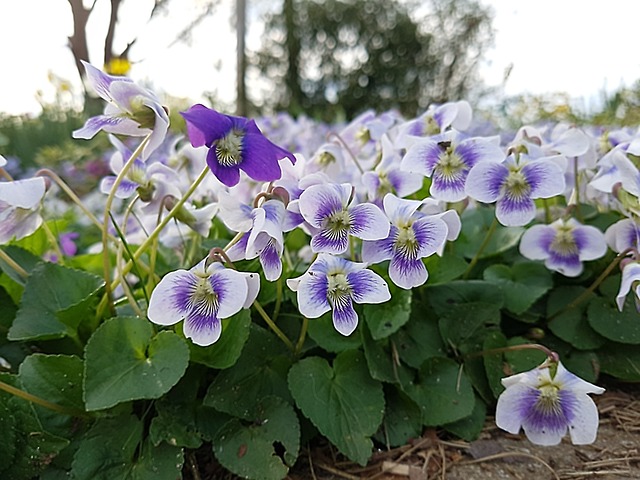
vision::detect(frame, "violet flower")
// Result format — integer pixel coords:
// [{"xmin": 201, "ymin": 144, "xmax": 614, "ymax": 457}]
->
[
  {"xmin": 181, "ymin": 104, "xmax": 296, "ymax": 187},
  {"xmin": 0, "ymin": 177, "xmax": 47, "ymax": 244},
  {"xmin": 147, "ymin": 258, "xmax": 259, "ymax": 346},
  {"xmin": 287, "ymin": 254, "xmax": 391, "ymax": 336},
  {"xmin": 496, "ymin": 361, "xmax": 604, "ymax": 446}
]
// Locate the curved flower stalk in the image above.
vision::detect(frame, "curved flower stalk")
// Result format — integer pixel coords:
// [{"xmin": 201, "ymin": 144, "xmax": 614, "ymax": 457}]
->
[
  {"xmin": 519, "ymin": 218, "xmax": 607, "ymax": 277},
  {"xmin": 362, "ymin": 194, "xmax": 449, "ymax": 289},
  {"xmin": 400, "ymin": 131, "xmax": 504, "ymax": 202},
  {"xmin": 287, "ymin": 254, "xmax": 391, "ymax": 336},
  {"xmin": 298, "ymin": 182, "xmax": 389, "ymax": 254},
  {"xmin": 496, "ymin": 360, "xmax": 605, "ymax": 446},
  {"xmin": 147, "ymin": 257, "xmax": 259, "ymax": 346},
  {"xmin": 466, "ymin": 153, "xmax": 566, "ymax": 226},
  {"xmin": 0, "ymin": 177, "xmax": 47, "ymax": 244},
  {"xmin": 181, "ymin": 104, "xmax": 296, "ymax": 187},
  {"xmin": 72, "ymin": 61, "xmax": 169, "ymax": 160}
]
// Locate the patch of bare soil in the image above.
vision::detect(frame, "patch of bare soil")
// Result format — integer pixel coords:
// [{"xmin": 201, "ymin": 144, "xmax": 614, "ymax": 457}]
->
[{"xmin": 286, "ymin": 388, "xmax": 640, "ymax": 480}]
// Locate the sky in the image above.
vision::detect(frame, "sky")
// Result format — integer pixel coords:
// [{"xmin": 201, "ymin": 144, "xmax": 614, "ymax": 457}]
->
[{"xmin": 2, "ymin": 0, "xmax": 640, "ymax": 116}]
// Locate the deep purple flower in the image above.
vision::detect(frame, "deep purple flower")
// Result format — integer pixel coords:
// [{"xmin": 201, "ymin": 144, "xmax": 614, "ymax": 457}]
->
[
  {"xmin": 287, "ymin": 254, "xmax": 391, "ymax": 336},
  {"xmin": 181, "ymin": 104, "xmax": 296, "ymax": 187},
  {"xmin": 496, "ymin": 361, "xmax": 604, "ymax": 446},
  {"xmin": 147, "ymin": 258, "xmax": 259, "ymax": 346}
]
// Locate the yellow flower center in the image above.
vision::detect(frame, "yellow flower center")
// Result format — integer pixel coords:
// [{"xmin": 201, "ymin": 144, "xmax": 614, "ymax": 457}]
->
[
  {"xmin": 216, "ymin": 130, "xmax": 244, "ymax": 167},
  {"xmin": 550, "ymin": 225, "xmax": 578, "ymax": 256}
]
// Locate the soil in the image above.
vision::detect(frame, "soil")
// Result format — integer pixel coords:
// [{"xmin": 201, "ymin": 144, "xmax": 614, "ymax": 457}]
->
[{"xmin": 194, "ymin": 384, "xmax": 640, "ymax": 480}]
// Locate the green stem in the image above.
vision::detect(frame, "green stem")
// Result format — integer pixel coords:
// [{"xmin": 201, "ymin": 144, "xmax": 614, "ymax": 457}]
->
[
  {"xmin": 41, "ymin": 221, "xmax": 65, "ymax": 265},
  {"xmin": 295, "ymin": 316, "xmax": 309, "ymax": 356},
  {"xmin": 108, "ymin": 165, "xmax": 210, "ymax": 294},
  {"xmin": 0, "ymin": 379, "xmax": 89, "ymax": 418},
  {"xmin": 0, "ymin": 248, "xmax": 28, "ymax": 279},
  {"xmin": 102, "ymin": 135, "xmax": 151, "ymax": 315},
  {"xmin": 548, "ymin": 248, "xmax": 634, "ymax": 321},
  {"xmin": 272, "ymin": 276, "xmax": 283, "ymax": 322},
  {"xmin": 253, "ymin": 300, "xmax": 294, "ymax": 351},
  {"xmin": 329, "ymin": 132, "xmax": 365, "ymax": 174},
  {"xmin": 465, "ymin": 343, "xmax": 558, "ymax": 363},
  {"xmin": 463, "ymin": 215, "xmax": 498, "ymax": 279}
]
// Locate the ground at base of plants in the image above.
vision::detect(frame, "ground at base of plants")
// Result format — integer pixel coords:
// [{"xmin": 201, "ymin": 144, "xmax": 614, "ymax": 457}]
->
[{"xmin": 193, "ymin": 384, "xmax": 640, "ymax": 480}]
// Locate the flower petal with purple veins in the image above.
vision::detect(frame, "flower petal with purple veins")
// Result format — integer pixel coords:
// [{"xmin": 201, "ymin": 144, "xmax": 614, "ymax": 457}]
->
[
  {"xmin": 99, "ymin": 176, "xmax": 139, "ymax": 198},
  {"xmin": 465, "ymin": 161, "xmax": 508, "ymax": 203},
  {"xmin": 209, "ymin": 269, "xmax": 249, "ymax": 319},
  {"xmin": 147, "ymin": 269, "xmax": 198, "ymax": 325},
  {"xmin": 413, "ymin": 216, "xmax": 449, "ymax": 257},
  {"xmin": 331, "ymin": 296, "xmax": 359, "ymax": 336},
  {"xmin": 348, "ymin": 203, "xmax": 390, "ymax": 240},
  {"xmin": 361, "ymin": 234, "xmax": 395, "ymax": 264},
  {"xmin": 545, "ymin": 250, "xmax": 583, "ymax": 277},
  {"xmin": 183, "ymin": 311, "xmax": 222, "ymax": 346},
  {"xmin": 429, "ymin": 167, "xmax": 468, "ymax": 202},
  {"xmin": 389, "ymin": 254, "xmax": 427, "ymax": 289},
  {"xmin": 73, "ymin": 115, "xmax": 141, "ymax": 140},
  {"xmin": 296, "ymin": 272, "xmax": 331, "ymax": 318},
  {"xmin": 519, "ymin": 225, "xmax": 556, "ymax": 260},
  {"xmin": 259, "ymin": 239, "xmax": 283, "ymax": 281},
  {"xmin": 310, "ymin": 226, "xmax": 349, "ymax": 254},
  {"xmin": 400, "ymin": 139, "xmax": 443, "ymax": 177},
  {"xmin": 496, "ymin": 192, "xmax": 536, "ymax": 226},
  {"xmin": 348, "ymin": 269, "xmax": 391, "ymax": 304},
  {"xmin": 572, "ymin": 223, "xmax": 608, "ymax": 261},
  {"xmin": 298, "ymin": 183, "xmax": 350, "ymax": 229},
  {"xmin": 82, "ymin": 60, "xmax": 132, "ymax": 102},
  {"xmin": 522, "ymin": 160, "xmax": 565, "ymax": 198}
]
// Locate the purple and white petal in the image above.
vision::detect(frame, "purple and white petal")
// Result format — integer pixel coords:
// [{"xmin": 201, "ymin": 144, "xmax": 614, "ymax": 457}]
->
[
  {"xmin": 147, "ymin": 269, "xmax": 197, "ymax": 325},
  {"xmin": 82, "ymin": 60, "xmax": 131, "ymax": 102},
  {"xmin": 465, "ymin": 162, "xmax": 508, "ymax": 203},
  {"xmin": 299, "ymin": 183, "xmax": 350, "ymax": 228},
  {"xmin": 183, "ymin": 313, "xmax": 222, "ymax": 346},
  {"xmin": 348, "ymin": 269, "xmax": 391, "ymax": 304},
  {"xmin": 456, "ymin": 136, "xmax": 505, "ymax": 167},
  {"xmin": 519, "ymin": 225, "xmax": 555, "ymax": 260},
  {"xmin": 348, "ymin": 203, "xmax": 390, "ymax": 240},
  {"xmin": 616, "ymin": 262, "xmax": 640, "ymax": 311},
  {"xmin": 545, "ymin": 251, "xmax": 583, "ymax": 277},
  {"xmin": 496, "ymin": 193, "xmax": 536, "ymax": 226},
  {"xmin": 311, "ymin": 227, "xmax": 349, "ymax": 254},
  {"xmin": 99, "ymin": 176, "xmax": 139, "ymax": 198},
  {"xmin": 429, "ymin": 167, "xmax": 468, "ymax": 202},
  {"xmin": 572, "ymin": 222, "xmax": 608, "ymax": 261},
  {"xmin": 400, "ymin": 139, "xmax": 443, "ymax": 177},
  {"xmin": 413, "ymin": 216, "xmax": 449, "ymax": 257},
  {"xmin": 210, "ymin": 268, "xmax": 249, "ymax": 319},
  {"xmin": 389, "ymin": 255, "xmax": 428, "ymax": 289},
  {"xmin": 331, "ymin": 297, "xmax": 358, "ymax": 336},
  {"xmin": 296, "ymin": 272, "xmax": 331, "ymax": 318},
  {"xmin": 259, "ymin": 237, "xmax": 283, "ymax": 281},
  {"xmin": 383, "ymin": 194, "xmax": 422, "ymax": 224},
  {"xmin": 361, "ymin": 235, "xmax": 395, "ymax": 264},
  {"xmin": 605, "ymin": 218, "xmax": 640, "ymax": 253},
  {"xmin": 522, "ymin": 159, "xmax": 566, "ymax": 198},
  {"xmin": 495, "ymin": 382, "xmax": 530, "ymax": 434},
  {"xmin": 0, "ymin": 177, "xmax": 46, "ymax": 209}
]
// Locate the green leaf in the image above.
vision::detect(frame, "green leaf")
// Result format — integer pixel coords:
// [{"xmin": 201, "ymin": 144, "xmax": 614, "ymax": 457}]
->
[
  {"xmin": 426, "ymin": 280, "xmax": 504, "ymax": 317},
  {"xmin": 149, "ymin": 400, "xmax": 202, "ymax": 449},
  {"xmin": 588, "ymin": 296, "xmax": 640, "ymax": 345},
  {"xmin": 0, "ymin": 393, "xmax": 17, "ymax": 473},
  {"xmin": 504, "ymin": 336, "xmax": 546, "ymax": 374},
  {"xmin": 288, "ymin": 351, "xmax": 384, "ymax": 466},
  {"xmin": 404, "ymin": 357, "xmax": 475, "ymax": 426},
  {"xmin": 423, "ymin": 254, "xmax": 468, "ymax": 284},
  {"xmin": 438, "ymin": 301, "xmax": 501, "ymax": 349},
  {"xmin": 482, "ymin": 331, "xmax": 508, "ymax": 399},
  {"xmin": 8, "ymin": 262, "xmax": 104, "ymax": 341},
  {"xmin": 443, "ymin": 395, "xmax": 487, "ymax": 441},
  {"xmin": 306, "ymin": 312, "xmax": 362, "ymax": 352},
  {"xmin": 71, "ymin": 415, "xmax": 142, "ymax": 480},
  {"xmin": 563, "ymin": 350, "xmax": 599, "ymax": 384},
  {"xmin": 599, "ymin": 343, "xmax": 640, "ymax": 381},
  {"xmin": 204, "ymin": 325, "xmax": 293, "ymax": 418},
  {"xmin": 547, "ymin": 287, "xmax": 604, "ymax": 350},
  {"xmin": 375, "ymin": 386, "xmax": 422, "ymax": 448},
  {"xmin": 455, "ymin": 208, "xmax": 524, "ymax": 259},
  {"xmin": 392, "ymin": 311, "xmax": 446, "ymax": 369},
  {"xmin": 213, "ymin": 397, "xmax": 300, "ymax": 480},
  {"xmin": 483, "ymin": 262, "xmax": 553, "ymax": 314},
  {"xmin": 0, "ymin": 245, "xmax": 42, "ymax": 286},
  {"xmin": 363, "ymin": 287, "xmax": 411, "ymax": 339},
  {"xmin": 83, "ymin": 316, "xmax": 189, "ymax": 411},
  {"xmin": 0, "ymin": 373, "xmax": 69, "ymax": 480},
  {"xmin": 189, "ymin": 310, "xmax": 251, "ymax": 369},
  {"xmin": 18, "ymin": 354, "xmax": 84, "ymax": 437},
  {"xmin": 130, "ymin": 438, "xmax": 184, "ymax": 480},
  {"xmin": 361, "ymin": 324, "xmax": 413, "ymax": 386}
]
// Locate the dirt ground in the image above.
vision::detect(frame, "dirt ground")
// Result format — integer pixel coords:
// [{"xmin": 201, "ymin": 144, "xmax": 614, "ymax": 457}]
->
[{"xmin": 285, "ymin": 387, "xmax": 640, "ymax": 480}]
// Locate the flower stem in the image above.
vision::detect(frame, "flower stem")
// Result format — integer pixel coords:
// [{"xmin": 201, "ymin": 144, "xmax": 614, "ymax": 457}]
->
[
  {"xmin": 253, "ymin": 300, "xmax": 294, "ymax": 351},
  {"xmin": 0, "ymin": 379, "xmax": 89, "ymax": 418},
  {"xmin": 101, "ymin": 135, "xmax": 150, "ymax": 315},
  {"xmin": 329, "ymin": 132, "xmax": 365, "ymax": 174},
  {"xmin": 548, "ymin": 247, "xmax": 634, "ymax": 321},
  {"xmin": 0, "ymin": 248, "xmax": 29, "ymax": 279},
  {"xmin": 466, "ymin": 343, "xmax": 558, "ymax": 364},
  {"xmin": 295, "ymin": 316, "xmax": 309, "ymax": 356},
  {"xmin": 463, "ymin": 214, "xmax": 498, "ymax": 279},
  {"xmin": 109, "ymin": 165, "xmax": 210, "ymax": 294}
]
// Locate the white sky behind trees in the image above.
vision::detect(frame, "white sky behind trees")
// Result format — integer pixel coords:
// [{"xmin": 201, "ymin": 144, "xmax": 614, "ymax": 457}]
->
[{"xmin": 1, "ymin": 0, "xmax": 640, "ymax": 116}]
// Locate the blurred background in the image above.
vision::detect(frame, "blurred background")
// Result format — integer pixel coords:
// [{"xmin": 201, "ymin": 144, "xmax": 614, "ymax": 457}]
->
[{"xmin": 2, "ymin": 0, "xmax": 640, "ymax": 174}]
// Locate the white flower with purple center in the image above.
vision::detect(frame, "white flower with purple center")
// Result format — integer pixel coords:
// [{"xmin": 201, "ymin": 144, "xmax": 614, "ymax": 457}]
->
[
  {"xmin": 298, "ymin": 183, "xmax": 389, "ymax": 254},
  {"xmin": 147, "ymin": 258, "xmax": 259, "ymax": 346},
  {"xmin": 362, "ymin": 194, "xmax": 449, "ymax": 289},
  {"xmin": 0, "ymin": 177, "xmax": 47, "ymax": 244},
  {"xmin": 72, "ymin": 61, "xmax": 169, "ymax": 160},
  {"xmin": 287, "ymin": 254, "xmax": 391, "ymax": 336},
  {"xmin": 400, "ymin": 132, "xmax": 504, "ymax": 202},
  {"xmin": 519, "ymin": 218, "xmax": 607, "ymax": 277},
  {"xmin": 466, "ymin": 153, "xmax": 566, "ymax": 226},
  {"xmin": 400, "ymin": 100, "xmax": 472, "ymax": 137},
  {"xmin": 496, "ymin": 361, "xmax": 605, "ymax": 446},
  {"xmin": 616, "ymin": 261, "xmax": 640, "ymax": 312}
]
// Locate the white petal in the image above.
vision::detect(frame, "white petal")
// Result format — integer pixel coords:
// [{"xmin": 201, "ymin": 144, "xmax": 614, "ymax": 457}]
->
[
  {"xmin": 0, "ymin": 177, "xmax": 46, "ymax": 209},
  {"xmin": 147, "ymin": 270, "xmax": 194, "ymax": 326},
  {"xmin": 616, "ymin": 262, "xmax": 640, "ymax": 311},
  {"xmin": 495, "ymin": 383, "xmax": 529, "ymax": 434},
  {"xmin": 567, "ymin": 395, "xmax": 601, "ymax": 445}
]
